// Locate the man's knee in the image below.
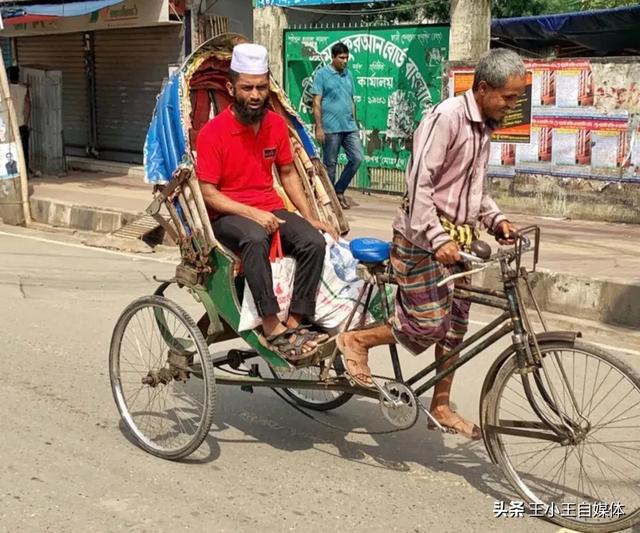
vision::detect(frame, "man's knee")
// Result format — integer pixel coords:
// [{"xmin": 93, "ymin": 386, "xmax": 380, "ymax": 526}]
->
[
  {"xmin": 429, "ymin": 315, "xmax": 452, "ymax": 342},
  {"xmin": 350, "ymin": 150, "xmax": 363, "ymax": 169},
  {"xmin": 300, "ymin": 229, "xmax": 326, "ymax": 257},
  {"xmin": 238, "ymin": 226, "xmax": 269, "ymax": 253}
]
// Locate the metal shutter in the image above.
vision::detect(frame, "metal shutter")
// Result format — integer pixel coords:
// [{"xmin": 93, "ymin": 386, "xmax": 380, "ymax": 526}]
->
[
  {"xmin": 94, "ymin": 25, "xmax": 183, "ymax": 162},
  {"xmin": 16, "ymin": 33, "xmax": 88, "ymax": 153}
]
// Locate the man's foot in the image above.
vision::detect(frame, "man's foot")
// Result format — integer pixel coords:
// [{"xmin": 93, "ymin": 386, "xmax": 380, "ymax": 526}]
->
[
  {"xmin": 266, "ymin": 327, "xmax": 319, "ymax": 362},
  {"xmin": 337, "ymin": 194, "xmax": 350, "ymax": 210},
  {"xmin": 336, "ymin": 332, "xmax": 373, "ymax": 388},
  {"xmin": 427, "ymin": 406, "xmax": 482, "ymax": 440}
]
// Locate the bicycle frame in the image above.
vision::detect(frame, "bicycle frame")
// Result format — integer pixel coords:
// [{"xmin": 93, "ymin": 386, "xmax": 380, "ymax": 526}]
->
[{"xmin": 158, "ymin": 225, "xmax": 581, "ymax": 446}]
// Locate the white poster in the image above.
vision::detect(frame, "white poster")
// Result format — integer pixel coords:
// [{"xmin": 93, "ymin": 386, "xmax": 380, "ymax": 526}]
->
[
  {"xmin": 0, "ymin": 142, "xmax": 19, "ymax": 179},
  {"xmin": 552, "ymin": 130, "xmax": 577, "ymax": 165}
]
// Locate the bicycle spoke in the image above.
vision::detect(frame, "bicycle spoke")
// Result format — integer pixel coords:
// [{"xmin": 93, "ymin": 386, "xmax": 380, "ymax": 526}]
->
[{"xmin": 489, "ymin": 344, "xmax": 640, "ymax": 528}]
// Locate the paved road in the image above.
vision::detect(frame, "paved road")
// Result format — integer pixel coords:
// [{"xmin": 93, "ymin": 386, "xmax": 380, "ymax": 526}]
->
[{"xmin": 1, "ymin": 225, "xmax": 637, "ymax": 533}]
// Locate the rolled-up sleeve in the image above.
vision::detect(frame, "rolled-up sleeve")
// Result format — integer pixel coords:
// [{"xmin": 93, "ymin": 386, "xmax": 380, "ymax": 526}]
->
[{"xmin": 406, "ymin": 113, "xmax": 453, "ymax": 251}]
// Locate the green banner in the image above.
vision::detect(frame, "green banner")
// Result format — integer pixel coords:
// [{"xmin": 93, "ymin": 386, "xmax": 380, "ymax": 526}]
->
[{"xmin": 284, "ymin": 25, "xmax": 449, "ymax": 187}]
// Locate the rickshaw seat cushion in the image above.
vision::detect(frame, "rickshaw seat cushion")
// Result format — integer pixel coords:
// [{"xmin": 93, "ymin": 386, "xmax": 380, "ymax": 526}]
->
[{"xmin": 350, "ymin": 238, "xmax": 391, "ymax": 263}]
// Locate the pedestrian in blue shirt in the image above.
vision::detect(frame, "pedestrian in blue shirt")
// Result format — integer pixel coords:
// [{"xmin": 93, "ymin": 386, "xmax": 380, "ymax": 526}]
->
[{"xmin": 311, "ymin": 42, "xmax": 363, "ymax": 209}]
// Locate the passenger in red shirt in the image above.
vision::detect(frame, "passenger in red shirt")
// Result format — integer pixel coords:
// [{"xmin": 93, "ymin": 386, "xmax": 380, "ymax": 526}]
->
[{"xmin": 196, "ymin": 43, "xmax": 338, "ymax": 361}]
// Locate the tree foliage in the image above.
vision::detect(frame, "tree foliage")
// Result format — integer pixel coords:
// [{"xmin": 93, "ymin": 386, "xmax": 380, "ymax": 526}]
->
[{"xmin": 364, "ymin": 0, "xmax": 639, "ymax": 24}]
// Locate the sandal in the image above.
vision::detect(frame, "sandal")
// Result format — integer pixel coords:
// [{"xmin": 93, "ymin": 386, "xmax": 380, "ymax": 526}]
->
[
  {"xmin": 266, "ymin": 328, "xmax": 319, "ymax": 362},
  {"xmin": 296, "ymin": 324, "xmax": 330, "ymax": 344},
  {"xmin": 336, "ymin": 333, "xmax": 374, "ymax": 389},
  {"xmin": 427, "ymin": 413, "xmax": 482, "ymax": 441}
]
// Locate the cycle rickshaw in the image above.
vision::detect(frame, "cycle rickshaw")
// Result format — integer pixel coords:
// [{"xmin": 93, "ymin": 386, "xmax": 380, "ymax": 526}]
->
[{"xmin": 109, "ymin": 34, "xmax": 640, "ymax": 533}]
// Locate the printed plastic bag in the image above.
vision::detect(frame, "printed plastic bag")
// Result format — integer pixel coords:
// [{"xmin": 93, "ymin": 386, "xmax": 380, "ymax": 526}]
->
[
  {"xmin": 238, "ymin": 231, "xmax": 295, "ymax": 332},
  {"xmin": 314, "ymin": 235, "xmax": 395, "ymax": 331}
]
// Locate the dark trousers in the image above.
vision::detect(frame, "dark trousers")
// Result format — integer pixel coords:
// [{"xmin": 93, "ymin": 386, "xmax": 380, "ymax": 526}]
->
[
  {"xmin": 213, "ymin": 209, "xmax": 326, "ymax": 319},
  {"xmin": 322, "ymin": 131, "xmax": 363, "ymax": 194},
  {"xmin": 19, "ymin": 126, "xmax": 29, "ymax": 171}
]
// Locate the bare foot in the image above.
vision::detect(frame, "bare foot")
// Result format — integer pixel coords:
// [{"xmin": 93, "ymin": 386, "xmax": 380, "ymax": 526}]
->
[{"xmin": 428, "ymin": 405, "xmax": 481, "ymax": 440}]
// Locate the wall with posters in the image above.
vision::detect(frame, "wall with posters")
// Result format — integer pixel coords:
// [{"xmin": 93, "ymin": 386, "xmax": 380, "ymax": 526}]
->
[
  {"xmin": 284, "ymin": 25, "xmax": 449, "ymax": 193},
  {"xmin": 0, "ymin": 84, "xmax": 24, "ymax": 225},
  {"xmin": 447, "ymin": 57, "xmax": 640, "ymax": 222}
]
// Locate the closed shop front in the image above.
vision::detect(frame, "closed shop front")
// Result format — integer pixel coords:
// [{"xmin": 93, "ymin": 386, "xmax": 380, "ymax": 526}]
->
[
  {"xmin": 15, "ymin": 24, "xmax": 183, "ymax": 163},
  {"xmin": 93, "ymin": 25, "xmax": 183, "ymax": 162},
  {"xmin": 16, "ymin": 32, "xmax": 89, "ymax": 155}
]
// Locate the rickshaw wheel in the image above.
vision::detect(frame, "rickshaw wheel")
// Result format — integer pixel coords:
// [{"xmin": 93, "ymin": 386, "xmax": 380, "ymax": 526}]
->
[
  {"xmin": 110, "ymin": 295, "xmax": 216, "ymax": 460},
  {"xmin": 270, "ymin": 358, "xmax": 353, "ymax": 411}
]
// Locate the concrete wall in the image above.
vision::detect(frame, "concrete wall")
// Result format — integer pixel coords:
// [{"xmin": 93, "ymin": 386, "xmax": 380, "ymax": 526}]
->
[
  {"xmin": 446, "ymin": 56, "xmax": 640, "ymax": 223},
  {"xmin": 253, "ymin": 5, "xmax": 356, "ymax": 85},
  {"xmin": 0, "ymin": 177, "xmax": 25, "ymax": 225}
]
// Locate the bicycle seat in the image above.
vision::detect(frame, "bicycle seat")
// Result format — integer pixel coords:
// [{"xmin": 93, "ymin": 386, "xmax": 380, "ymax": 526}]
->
[{"xmin": 350, "ymin": 238, "xmax": 391, "ymax": 263}]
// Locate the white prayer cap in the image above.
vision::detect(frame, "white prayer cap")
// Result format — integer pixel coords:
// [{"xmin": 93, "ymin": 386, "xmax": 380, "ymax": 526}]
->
[{"xmin": 230, "ymin": 43, "xmax": 269, "ymax": 75}]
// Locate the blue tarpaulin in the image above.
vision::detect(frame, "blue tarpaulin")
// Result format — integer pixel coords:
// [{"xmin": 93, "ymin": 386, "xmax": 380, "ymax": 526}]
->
[
  {"xmin": 492, "ymin": 5, "xmax": 640, "ymax": 54},
  {"xmin": 144, "ymin": 73, "xmax": 186, "ymax": 185},
  {"xmin": 1, "ymin": 0, "xmax": 124, "ymax": 25}
]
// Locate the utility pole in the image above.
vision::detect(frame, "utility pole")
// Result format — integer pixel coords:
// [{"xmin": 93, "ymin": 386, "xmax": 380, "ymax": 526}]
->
[
  {"xmin": 449, "ymin": 0, "xmax": 491, "ymax": 61},
  {"xmin": 253, "ymin": 6, "xmax": 288, "ymax": 86},
  {"xmin": 0, "ymin": 55, "xmax": 31, "ymax": 225}
]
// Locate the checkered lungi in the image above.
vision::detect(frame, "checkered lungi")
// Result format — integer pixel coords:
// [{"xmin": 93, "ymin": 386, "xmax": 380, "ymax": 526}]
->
[{"xmin": 389, "ymin": 232, "xmax": 471, "ymax": 355}]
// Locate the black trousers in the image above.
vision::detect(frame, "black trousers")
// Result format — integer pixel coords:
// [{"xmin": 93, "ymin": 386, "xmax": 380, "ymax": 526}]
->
[{"xmin": 213, "ymin": 209, "xmax": 326, "ymax": 319}]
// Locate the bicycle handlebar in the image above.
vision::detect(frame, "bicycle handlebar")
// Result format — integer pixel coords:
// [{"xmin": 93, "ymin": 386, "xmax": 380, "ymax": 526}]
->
[{"xmin": 436, "ymin": 234, "xmax": 533, "ymax": 287}]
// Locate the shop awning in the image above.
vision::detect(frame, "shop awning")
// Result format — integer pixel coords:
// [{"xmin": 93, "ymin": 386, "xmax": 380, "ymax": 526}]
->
[
  {"xmin": 1, "ymin": 0, "xmax": 125, "ymax": 26},
  {"xmin": 492, "ymin": 5, "xmax": 640, "ymax": 55}
]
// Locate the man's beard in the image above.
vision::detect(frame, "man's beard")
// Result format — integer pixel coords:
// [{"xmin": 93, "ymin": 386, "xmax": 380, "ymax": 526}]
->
[{"xmin": 232, "ymin": 96, "xmax": 269, "ymax": 125}]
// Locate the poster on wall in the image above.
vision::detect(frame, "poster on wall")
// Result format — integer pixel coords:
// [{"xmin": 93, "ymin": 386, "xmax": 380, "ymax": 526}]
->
[
  {"xmin": 0, "ymin": 142, "xmax": 19, "ymax": 179},
  {"xmin": 0, "ymin": 91, "xmax": 19, "ymax": 180},
  {"xmin": 284, "ymin": 25, "xmax": 449, "ymax": 190},
  {"xmin": 464, "ymin": 59, "xmax": 639, "ymax": 181},
  {"xmin": 449, "ymin": 68, "xmax": 533, "ymax": 143}
]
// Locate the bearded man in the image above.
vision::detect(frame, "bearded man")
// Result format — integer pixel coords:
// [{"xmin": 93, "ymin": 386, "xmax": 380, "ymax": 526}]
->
[{"xmin": 196, "ymin": 43, "xmax": 337, "ymax": 361}]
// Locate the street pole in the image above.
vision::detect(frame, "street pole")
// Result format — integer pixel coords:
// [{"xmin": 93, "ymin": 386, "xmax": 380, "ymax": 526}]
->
[
  {"xmin": 0, "ymin": 56, "xmax": 32, "ymax": 225},
  {"xmin": 449, "ymin": 0, "xmax": 491, "ymax": 62},
  {"xmin": 253, "ymin": 6, "xmax": 288, "ymax": 86}
]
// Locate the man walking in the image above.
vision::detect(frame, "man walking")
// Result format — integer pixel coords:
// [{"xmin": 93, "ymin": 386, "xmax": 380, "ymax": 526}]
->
[
  {"xmin": 311, "ymin": 42, "xmax": 363, "ymax": 209},
  {"xmin": 337, "ymin": 49, "xmax": 526, "ymax": 439}
]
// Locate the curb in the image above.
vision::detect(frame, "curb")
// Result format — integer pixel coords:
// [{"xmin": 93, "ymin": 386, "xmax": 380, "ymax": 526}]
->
[
  {"xmin": 475, "ymin": 267, "xmax": 640, "ymax": 329},
  {"xmin": 29, "ymin": 196, "xmax": 140, "ymax": 233},
  {"xmin": 26, "ymin": 195, "xmax": 640, "ymax": 331}
]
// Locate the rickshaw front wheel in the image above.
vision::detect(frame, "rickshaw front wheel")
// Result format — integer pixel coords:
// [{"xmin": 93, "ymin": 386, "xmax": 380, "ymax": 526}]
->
[{"xmin": 109, "ymin": 295, "xmax": 216, "ymax": 460}]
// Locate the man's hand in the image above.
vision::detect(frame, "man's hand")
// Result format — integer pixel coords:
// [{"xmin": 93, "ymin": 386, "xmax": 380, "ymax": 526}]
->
[
  {"xmin": 315, "ymin": 126, "xmax": 325, "ymax": 145},
  {"xmin": 495, "ymin": 221, "xmax": 517, "ymax": 245},
  {"xmin": 311, "ymin": 219, "xmax": 339, "ymax": 242},
  {"xmin": 434, "ymin": 241, "xmax": 460, "ymax": 265},
  {"xmin": 251, "ymin": 209, "xmax": 285, "ymax": 234}
]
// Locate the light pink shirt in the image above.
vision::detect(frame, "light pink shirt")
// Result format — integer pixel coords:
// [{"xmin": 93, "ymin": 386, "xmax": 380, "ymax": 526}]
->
[{"xmin": 393, "ymin": 89, "xmax": 506, "ymax": 251}]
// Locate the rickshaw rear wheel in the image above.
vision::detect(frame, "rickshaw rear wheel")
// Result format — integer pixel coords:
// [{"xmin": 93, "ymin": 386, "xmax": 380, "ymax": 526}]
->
[
  {"xmin": 109, "ymin": 295, "xmax": 216, "ymax": 460},
  {"xmin": 270, "ymin": 358, "xmax": 353, "ymax": 411}
]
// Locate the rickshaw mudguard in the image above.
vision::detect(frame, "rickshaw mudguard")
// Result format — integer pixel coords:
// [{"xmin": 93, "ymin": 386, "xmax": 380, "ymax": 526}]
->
[{"xmin": 202, "ymin": 248, "xmax": 290, "ymax": 368}]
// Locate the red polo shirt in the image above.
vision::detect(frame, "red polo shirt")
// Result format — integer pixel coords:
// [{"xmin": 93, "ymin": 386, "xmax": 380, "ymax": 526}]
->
[{"xmin": 196, "ymin": 107, "xmax": 294, "ymax": 214}]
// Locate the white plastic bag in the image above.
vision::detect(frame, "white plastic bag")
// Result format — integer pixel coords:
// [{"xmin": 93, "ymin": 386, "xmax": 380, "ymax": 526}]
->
[
  {"xmin": 313, "ymin": 236, "xmax": 373, "ymax": 331},
  {"xmin": 238, "ymin": 231, "xmax": 295, "ymax": 332}
]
